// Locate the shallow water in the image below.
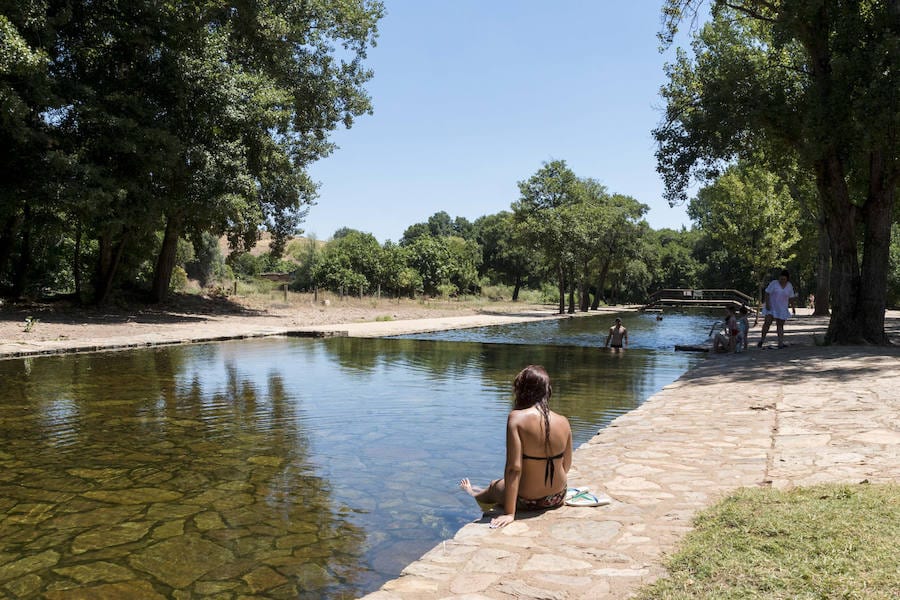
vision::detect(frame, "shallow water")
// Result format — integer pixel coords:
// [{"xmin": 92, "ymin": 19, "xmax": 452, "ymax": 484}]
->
[{"xmin": 0, "ymin": 311, "xmax": 710, "ymax": 598}]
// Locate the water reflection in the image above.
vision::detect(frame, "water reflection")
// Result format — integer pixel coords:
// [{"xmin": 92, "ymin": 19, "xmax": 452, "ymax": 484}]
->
[{"xmin": 0, "ymin": 314, "xmax": 705, "ymax": 598}]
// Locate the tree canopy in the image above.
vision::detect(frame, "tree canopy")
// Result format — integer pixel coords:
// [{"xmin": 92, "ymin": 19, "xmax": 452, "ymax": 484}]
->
[
  {"xmin": 0, "ymin": 0, "xmax": 383, "ymax": 303},
  {"xmin": 656, "ymin": 0, "xmax": 900, "ymax": 343}
]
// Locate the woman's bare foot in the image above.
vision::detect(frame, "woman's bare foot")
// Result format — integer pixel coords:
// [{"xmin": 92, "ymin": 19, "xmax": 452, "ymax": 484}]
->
[{"xmin": 459, "ymin": 478, "xmax": 484, "ymax": 497}]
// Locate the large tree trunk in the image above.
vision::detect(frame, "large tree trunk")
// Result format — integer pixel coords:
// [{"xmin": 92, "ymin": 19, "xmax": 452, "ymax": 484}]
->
[
  {"xmin": 590, "ymin": 286, "xmax": 601, "ymax": 311},
  {"xmin": 858, "ymin": 152, "xmax": 895, "ymax": 344},
  {"xmin": 151, "ymin": 214, "xmax": 183, "ymax": 303},
  {"xmin": 94, "ymin": 234, "xmax": 128, "ymax": 305},
  {"xmin": 816, "ymin": 156, "xmax": 864, "ymax": 344},
  {"xmin": 73, "ymin": 218, "xmax": 83, "ymax": 302},
  {"xmin": 813, "ymin": 212, "xmax": 831, "ymax": 316},
  {"xmin": 567, "ymin": 278, "xmax": 576, "ymax": 314},
  {"xmin": 11, "ymin": 204, "xmax": 32, "ymax": 298},
  {"xmin": 511, "ymin": 273, "xmax": 521, "ymax": 301},
  {"xmin": 557, "ymin": 264, "xmax": 565, "ymax": 314},
  {"xmin": 0, "ymin": 210, "xmax": 24, "ymax": 291},
  {"xmin": 579, "ymin": 261, "xmax": 590, "ymax": 311},
  {"xmin": 592, "ymin": 257, "xmax": 612, "ymax": 308}
]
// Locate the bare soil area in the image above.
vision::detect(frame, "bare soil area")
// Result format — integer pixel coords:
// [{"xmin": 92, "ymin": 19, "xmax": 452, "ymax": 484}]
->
[{"xmin": 0, "ymin": 292, "xmax": 552, "ymax": 347}]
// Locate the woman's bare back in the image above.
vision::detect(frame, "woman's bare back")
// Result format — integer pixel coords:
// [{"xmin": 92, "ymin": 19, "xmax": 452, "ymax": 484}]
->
[{"xmin": 512, "ymin": 406, "xmax": 572, "ymax": 499}]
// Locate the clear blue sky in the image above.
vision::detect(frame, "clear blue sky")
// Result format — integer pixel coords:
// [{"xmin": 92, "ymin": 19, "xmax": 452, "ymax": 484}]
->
[{"xmin": 304, "ymin": 1, "xmax": 695, "ymax": 243}]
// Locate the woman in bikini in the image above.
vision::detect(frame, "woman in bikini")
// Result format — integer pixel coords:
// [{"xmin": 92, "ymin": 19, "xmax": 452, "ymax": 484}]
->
[{"xmin": 459, "ymin": 365, "xmax": 573, "ymax": 528}]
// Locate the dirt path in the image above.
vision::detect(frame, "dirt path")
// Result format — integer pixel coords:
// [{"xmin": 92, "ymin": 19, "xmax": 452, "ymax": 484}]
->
[{"xmin": 0, "ymin": 296, "xmax": 589, "ymax": 359}]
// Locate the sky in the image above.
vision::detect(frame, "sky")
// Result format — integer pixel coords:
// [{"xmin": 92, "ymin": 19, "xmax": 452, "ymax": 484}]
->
[{"xmin": 303, "ymin": 1, "xmax": 697, "ymax": 243}]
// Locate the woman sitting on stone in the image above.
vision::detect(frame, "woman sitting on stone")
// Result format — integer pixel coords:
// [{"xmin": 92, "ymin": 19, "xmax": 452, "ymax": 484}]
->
[{"xmin": 460, "ymin": 365, "xmax": 573, "ymax": 528}]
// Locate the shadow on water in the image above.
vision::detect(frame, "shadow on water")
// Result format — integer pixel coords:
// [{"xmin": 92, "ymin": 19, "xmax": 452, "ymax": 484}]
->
[{"xmin": 0, "ymin": 312, "xmax": 711, "ymax": 597}]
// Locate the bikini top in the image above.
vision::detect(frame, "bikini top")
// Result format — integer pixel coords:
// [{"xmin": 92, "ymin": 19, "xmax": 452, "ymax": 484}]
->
[{"xmin": 522, "ymin": 450, "xmax": 565, "ymax": 486}]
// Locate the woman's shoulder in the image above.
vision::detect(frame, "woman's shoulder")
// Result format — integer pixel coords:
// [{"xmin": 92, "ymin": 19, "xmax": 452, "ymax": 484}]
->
[{"xmin": 549, "ymin": 410, "xmax": 571, "ymax": 427}]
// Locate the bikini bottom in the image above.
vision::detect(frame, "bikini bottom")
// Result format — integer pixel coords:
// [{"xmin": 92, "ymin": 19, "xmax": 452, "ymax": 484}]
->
[{"xmin": 516, "ymin": 489, "xmax": 566, "ymax": 511}]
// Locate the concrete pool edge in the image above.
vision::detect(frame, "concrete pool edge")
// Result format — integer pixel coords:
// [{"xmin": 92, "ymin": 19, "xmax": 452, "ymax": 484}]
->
[
  {"xmin": 360, "ymin": 313, "xmax": 900, "ymax": 599},
  {"xmin": 0, "ymin": 307, "xmax": 617, "ymax": 360}
]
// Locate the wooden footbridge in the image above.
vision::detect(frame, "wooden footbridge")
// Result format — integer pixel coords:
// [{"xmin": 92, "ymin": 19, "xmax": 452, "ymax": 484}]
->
[{"xmin": 643, "ymin": 289, "xmax": 755, "ymax": 311}]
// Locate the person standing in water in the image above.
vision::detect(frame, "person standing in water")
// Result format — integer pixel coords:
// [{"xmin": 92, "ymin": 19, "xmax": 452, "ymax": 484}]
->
[
  {"xmin": 459, "ymin": 365, "xmax": 573, "ymax": 528},
  {"xmin": 605, "ymin": 317, "xmax": 628, "ymax": 350}
]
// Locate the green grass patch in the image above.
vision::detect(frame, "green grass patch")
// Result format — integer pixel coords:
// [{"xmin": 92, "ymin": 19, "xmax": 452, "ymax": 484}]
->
[
  {"xmin": 374, "ymin": 315, "xmax": 394, "ymax": 322},
  {"xmin": 637, "ymin": 483, "xmax": 900, "ymax": 599}
]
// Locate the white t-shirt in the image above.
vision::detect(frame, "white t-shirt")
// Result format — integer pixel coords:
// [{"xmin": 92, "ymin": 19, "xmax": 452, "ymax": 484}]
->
[{"xmin": 763, "ymin": 280, "xmax": 796, "ymax": 320}]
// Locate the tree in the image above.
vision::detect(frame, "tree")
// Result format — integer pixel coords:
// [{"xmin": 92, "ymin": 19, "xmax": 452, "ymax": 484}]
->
[
  {"xmin": 581, "ymin": 185, "xmax": 648, "ymax": 309},
  {"xmin": 400, "ymin": 211, "xmax": 476, "ymax": 245},
  {"xmin": 689, "ymin": 162, "xmax": 802, "ymax": 301},
  {"xmin": 474, "ymin": 211, "xmax": 536, "ymax": 300},
  {"xmin": 647, "ymin": 227, "xmax": 703, "ymax": 290},
  {"xmin": 313, "ymin": 229, "xmax": 383, "ymax": 294},
  {"xmin": 405, "ymin": 235, "xmax": 452, "ymax": 296},
  {"xmin": 656, "ymin": 1, "xmax": 900, "ymax": 344},
  {"xmin": 403, "ymin": 234, "xmax": 480, "ymax": 296},
  {"xmin": 444, "ymin": 235, "xmax": 482, "ymax": 295},
  {"xmin": 146, "ymin": 0, "xmax": 383, "ymax": 302},
  {"xmin": 1, "ymin": 0, "xmax": 383, "ymax": 304},
  {"xmin": 380, "ymin": 241, "xmax": 420, "ymax": 298},
  {"xmin": 512, "ymin": 160, "xmax": 581, "ymax": 314}
]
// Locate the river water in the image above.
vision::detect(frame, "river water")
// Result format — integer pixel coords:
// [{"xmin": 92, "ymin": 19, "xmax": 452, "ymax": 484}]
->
[{"xmin": 0, "ymin": 310, "xmax": 712, "ymax": 598}]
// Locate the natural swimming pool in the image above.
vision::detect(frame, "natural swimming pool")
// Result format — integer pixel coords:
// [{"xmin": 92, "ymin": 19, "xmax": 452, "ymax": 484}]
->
[{"xmin": 0, "ymin": 311, "xmax": 711, "ymax": 598}]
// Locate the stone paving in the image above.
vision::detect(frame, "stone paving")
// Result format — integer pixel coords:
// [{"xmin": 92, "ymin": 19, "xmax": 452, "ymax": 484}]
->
[{"xmin": 361, "ymin": 315, "xmax": 900, "ymax": 600}]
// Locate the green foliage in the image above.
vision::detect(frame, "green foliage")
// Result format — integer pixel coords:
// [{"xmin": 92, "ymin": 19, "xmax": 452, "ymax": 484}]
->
[
  {"xmin": 656, "ymin": 0, "xmax": 900, "ymax": 343},
  {"xmin": 0, "ymin": 0, "xmax": 384, "ymax": 303},
  {"xmin": 229, "ymin": 253, "xmax": 265, "ymax": 280},
  {"xmin": 513, "ymin": 160, "xmax": 650, "ymax": 310},
  {"xmin": 474, "ymin": 212, "xmax": 533, "ymax": 287},
  {"xmin": 168, "ymin": 266, "xmax": 189, "ymax": 293},
  {"xmin": 689, "ymin": 162, "xmax": 802, "ymax": 292},
  {"xmin": 888, "ymin": 224, "xmax": 900, "ymax": 308},
  {"xmin": 401, "ymin": 211, "xmax": 477, "ymax": 245},
  {"xmin": 313, "ymin": 229, "xmax": 382, "ymax": 293},
  {"xmin": 185, "ymin": 232, "xmax": 226, "ymax": 287},
  {"xmin": 404, "ymin": 235, "xmax": 452, "ymax": 296},
  {"xmin": 289, "ymin": 237, "xmax": 322, "ymax": 291}
]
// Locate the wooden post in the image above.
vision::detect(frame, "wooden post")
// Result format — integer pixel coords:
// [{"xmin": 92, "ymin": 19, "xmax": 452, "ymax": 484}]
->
[
  {"xmin": 233, "ymin": 280, "xmax": 238, "ymax": 295},
  {"xmin": 283, "ymin": 283, "xmax": 288, "ymax": 302}
]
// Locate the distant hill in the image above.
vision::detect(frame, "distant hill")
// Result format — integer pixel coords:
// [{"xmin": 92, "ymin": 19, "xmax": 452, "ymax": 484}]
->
[{"xmin": 217, "ymin": 232, "xmax": 325, "ymax": 259}]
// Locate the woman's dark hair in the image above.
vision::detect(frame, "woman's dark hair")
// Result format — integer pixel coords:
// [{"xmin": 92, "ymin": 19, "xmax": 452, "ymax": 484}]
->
[
  {"xmin": 513, "ymin": 365, "xmax": 552, "ymax": 448},
  {"xmin": 779, "ymin": 269, "xmax": 790, "ymax": 279}
]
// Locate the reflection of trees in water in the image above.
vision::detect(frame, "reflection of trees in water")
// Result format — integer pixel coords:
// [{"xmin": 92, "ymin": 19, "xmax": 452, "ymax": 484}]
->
[
  {"xmin": 0, "ymin": 346, "xmax": 368, "ymax": 598},
  {"xmin": 323, "ymin": 337, "xmax": 653, "ymax": 443},
  {"xmin": 323, "ymin": 337, "xmax": 483, "ymax": 379}
]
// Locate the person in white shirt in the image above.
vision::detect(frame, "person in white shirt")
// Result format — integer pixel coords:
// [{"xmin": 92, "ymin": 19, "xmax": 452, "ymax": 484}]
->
[{"xmin": 757, "ymin": 269, "xmax": 797, "ymax": 349}]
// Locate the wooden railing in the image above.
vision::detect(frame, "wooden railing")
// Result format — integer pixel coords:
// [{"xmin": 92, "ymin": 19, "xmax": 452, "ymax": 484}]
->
[{"xmin": 643, "ymin": 288, "xmax": 755, "ymax": 310}]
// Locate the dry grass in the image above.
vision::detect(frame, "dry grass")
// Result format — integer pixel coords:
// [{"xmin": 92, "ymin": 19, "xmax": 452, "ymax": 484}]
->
[{"xmin": 637, "ymin": 483, "xmax": 900, "ymax": 599}]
